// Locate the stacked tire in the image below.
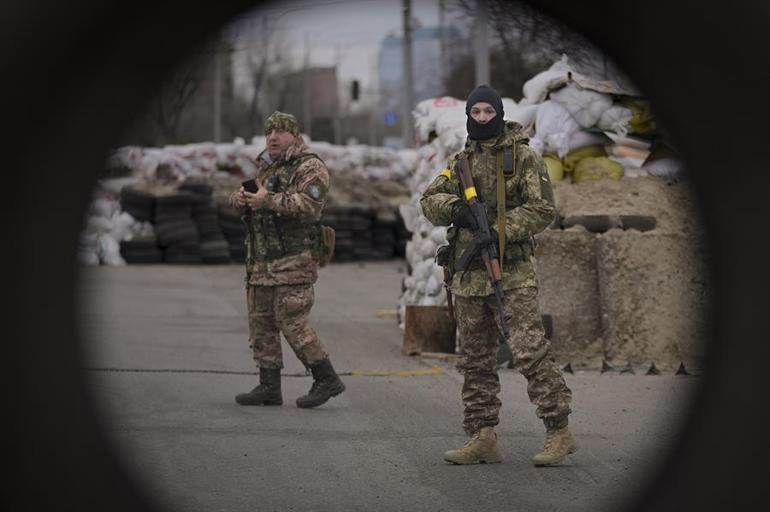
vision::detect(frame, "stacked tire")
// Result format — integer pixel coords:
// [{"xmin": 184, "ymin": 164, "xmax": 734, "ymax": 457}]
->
[
  {"xmin": 119, "ymin": 236, "xmax": 163, "ymax": 264},
  {"xmin": 322, "ymin": 206, "xmax": 354, "ymax": 262},
  {"xmin": 154, "ymin": 192, "xmax": 201, "ymax": 264},
  {"xmin": 372, "ymin": 209, "xmax": 398, "ymax": 259},
  {"xmin": 394, "ymin": 211, "xmax": 410, "ymax": 257},
  {"xmin": 120, "ymin": 187, "xmax": 154, "ymax": 223},
  {"xmin": 180, "ymin": 183, "xmax": 231, "ymax": 264},
  {"xmin": 218, "ymin": 205, "xmax": 246, "ymax": 263}
]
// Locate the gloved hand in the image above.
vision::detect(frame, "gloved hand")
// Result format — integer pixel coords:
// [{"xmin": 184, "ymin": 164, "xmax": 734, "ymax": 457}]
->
[{"xmin": 451, "ymin": 200, "xmax": 478, "ymax": 229}]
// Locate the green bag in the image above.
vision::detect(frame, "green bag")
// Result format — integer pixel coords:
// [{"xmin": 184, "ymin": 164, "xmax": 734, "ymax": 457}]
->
[{"xmin": 318, "ymin": 225, "xmax": 335, "ymax": 267}]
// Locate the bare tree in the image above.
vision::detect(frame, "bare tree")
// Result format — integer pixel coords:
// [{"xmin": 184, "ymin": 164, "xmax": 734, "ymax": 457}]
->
[
  {"xmin": 148, "ymin": 44, "xmax": 213, "ymax": 145},
  {"xmin": 234, "ymin": 14, "xmax": 293, "ymax": 134},
  {"xmin": 443, "ymin": 0, "xmax": 601, "ymax": 100}
]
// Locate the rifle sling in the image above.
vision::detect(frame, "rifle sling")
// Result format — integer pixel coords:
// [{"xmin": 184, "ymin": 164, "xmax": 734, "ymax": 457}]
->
[{"xmin": 496, "ymin": 151, "xmax": 506, "ymax": 263}]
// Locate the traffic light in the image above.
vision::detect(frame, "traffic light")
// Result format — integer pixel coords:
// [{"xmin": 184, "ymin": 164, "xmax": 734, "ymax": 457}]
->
[{"xmin": 351, "ymin": 80, "xmax": 360, "ymax": 101}]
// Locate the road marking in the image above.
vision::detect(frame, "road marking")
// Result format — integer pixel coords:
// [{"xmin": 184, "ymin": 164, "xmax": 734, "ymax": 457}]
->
[
  {"xmin": 374, "ymin": 308, "xmax": 399, "ymax": 319},
  {"xmin": 349, "ymin": 365, "xmax": 444, "ymax": 377}
]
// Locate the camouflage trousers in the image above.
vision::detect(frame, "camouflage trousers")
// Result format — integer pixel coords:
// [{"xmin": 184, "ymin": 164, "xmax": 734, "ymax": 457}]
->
[
  {"xmin": 454, "ymin": 286, "xmax": 572, "ymax": 435},
  {"xmin": 246, "ymin": 283, "xmax": 328, "ymax": 370}
]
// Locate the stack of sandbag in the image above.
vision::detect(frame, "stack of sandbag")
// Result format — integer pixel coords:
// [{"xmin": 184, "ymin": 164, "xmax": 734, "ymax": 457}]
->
[
  {"xmin": 517, "ymin": 54, "xmax": 685, "ymax": 182},
  {"xmin": 89, "ymin": 135, "xmax": 420, "ymax": 266},
  {"xmin": 396, "ymin": 97, "xmax": 474, "ymax": 327},
  {"xmin": 79, "ymin": 178, "xmax": 158, "ymax": 266}
]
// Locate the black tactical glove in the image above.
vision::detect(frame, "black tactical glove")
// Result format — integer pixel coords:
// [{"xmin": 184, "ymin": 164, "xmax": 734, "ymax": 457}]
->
[{"xmin": 451, "ymin": 200, "xmax": 477, "ymax": 229}]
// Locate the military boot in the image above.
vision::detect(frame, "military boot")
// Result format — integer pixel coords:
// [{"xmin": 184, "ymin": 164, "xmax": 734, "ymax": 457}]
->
[
  {"xmin": 444, "ymin": 426, "xmax": 502, "ymax": 465},
  {"xmin": 532, "ymin": 426, "xmax": 578, "ymax": 466},
  {"xmin": 235, "ymin": 368, "xmax": 283, "ymax": 406},
  {"xmin": 296, "ymin": 358, "xmax": 346, "ymax": 408}
]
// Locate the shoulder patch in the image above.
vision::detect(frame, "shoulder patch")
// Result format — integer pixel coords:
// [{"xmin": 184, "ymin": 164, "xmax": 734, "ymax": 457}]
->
[{"xmin": 306, "ymin": 182, "xmax": 323, "ymax": 199}]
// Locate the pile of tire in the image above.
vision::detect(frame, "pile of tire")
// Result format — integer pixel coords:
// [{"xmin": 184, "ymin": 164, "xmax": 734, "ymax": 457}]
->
[
  {"xmin": 322, "ymin": 206, "xmax": 409, "ymax": 262},
  {"xmin": 154, "ymin": 192, "xmax": 201, "ymax": 264},
  {"xmin": 394, "ymin": 212, "xmax": 410, "ymax": 257},
  {"xmin": 119, "ymin": 187, "xmax": 154, "ymax": 223},
  {"xmin": 217, "ymin": 205, "xmax": 246, "ymax": 263},
  {"xmin": 119, "ymin": 187, "xmax": 162, "ymax": 263},
  {"xmin": 179, "ymin": 183, "xmax": 231, "ymax": 264},
  {"xmin": 119, "ymin": 236, "xmax": 162, "ymax": 264}
]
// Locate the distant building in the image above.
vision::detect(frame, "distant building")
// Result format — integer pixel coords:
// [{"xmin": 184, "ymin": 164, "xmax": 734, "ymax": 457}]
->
[
  {"xmin": 276, "ymin": 66, "xmax": 339, "ymax": 143},
  {"xmin": 376, "ymin": 25, "xmax": 461, "ymax": 147}
]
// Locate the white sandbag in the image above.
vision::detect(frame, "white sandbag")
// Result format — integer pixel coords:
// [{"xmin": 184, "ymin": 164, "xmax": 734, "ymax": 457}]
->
[
  {"xmin": 435, "ymin": 110, "xmax": 467, "ymax": 156},
  {"xmin": 643, "ymin": 157, "xmax": 684, "ymax": 178},
  {"xmin": 109, "ymin": 211, "xmax": 136, "ymax": 242},
  {"xmin": 549, "ymin": 83, "xmax": 613, "ymax": 128},
  {"xmin": 97, "ymin": 233, "xmax": 126, "ymax": 266},
  {"xmin": 418, "ymin": 295, "xmax": 439, "ymax": 306},
  {"xmin": 501, "ymin": 97, "xmax": 517, "ymax": 116},
  {"xmin": 92, "ymin": 198, "xmax": 118, "ymax": 219},
  {"xmin": 597, "ymin": 105, "xmax": 633, "ymax": 136},
  {"xmin": 429, "ymin": 226, "xmax": 448, "ymax": 245},
  {"xmin": 520, "ymin": 54, "xmax": 573, "ymax": 105},
  {"xmin": 425, "ymin": 274, "xmax": 442, "ymax": 296},
  {"xmin": 413, "ymin": 96, "xmax": 464, "ymax": 144},
  {"xmin": 568, "ymin": 129, "xmax": 612, "ymax": 151},
  {"xmin": 529, "ymin": 100, "xmax": 581, "ymax": 157},
  {"xmin": 505, "ymin": 104, "xmax": 539, "ymax": 130},
  {"xmin": 417, "ymin": 237, "xmax": 438, "ymax": 260},
  {"xmin": 86, "ymin": 215, "xmax": 113, "ymax": 235}
]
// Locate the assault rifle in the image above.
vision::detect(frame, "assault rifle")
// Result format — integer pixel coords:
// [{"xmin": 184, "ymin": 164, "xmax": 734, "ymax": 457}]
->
[{"xmin": 453, "ymin": 157, "xmax": 511, "ymax": 340}]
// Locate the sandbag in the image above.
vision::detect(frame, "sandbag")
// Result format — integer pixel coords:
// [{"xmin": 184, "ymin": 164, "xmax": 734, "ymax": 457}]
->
[
  {"xmin": 572, "ymin": 156, "xmax": 624, "ymax": 183},
  {"xmin": 549, "ymin": 83, "xmax": 613, "ymax": 128},
  {"xmin": 529, "ymin": 100, "xmax": 580, "ymax": 157},
  {"xmin": 542, "ymin": 154, "xmax": 564, "ymax": 182},
  {"xmin": 562, "ymin": 144, "xmax": 607, "ymax": 174},
  {"xmin": 619, "ymin": 96, "xmax": 656, "ymax": 135}
]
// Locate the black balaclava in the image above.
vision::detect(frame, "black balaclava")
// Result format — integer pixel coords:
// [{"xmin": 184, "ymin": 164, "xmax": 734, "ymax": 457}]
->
[{"xmin": 465, "ymin": 84, "xmax": 505, "ymax": 141}]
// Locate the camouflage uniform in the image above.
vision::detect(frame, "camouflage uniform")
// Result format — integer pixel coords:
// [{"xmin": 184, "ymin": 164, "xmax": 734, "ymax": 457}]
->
[
  {"xmin": 420, "ymin": 121, "xmax": 572, "ymax": 436},
  {"xmin": 230, "ymin": 112, "xmax": 330, "ymax": 370}
]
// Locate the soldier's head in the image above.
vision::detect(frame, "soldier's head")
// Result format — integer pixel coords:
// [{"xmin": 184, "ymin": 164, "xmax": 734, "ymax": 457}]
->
[
  {"xmin": 465, "ymin": 84, "xmax": 505, "ymax": 141},
  {"xmin": 264, "ymin": 111, "xmax": 300, "ymax": 159}
]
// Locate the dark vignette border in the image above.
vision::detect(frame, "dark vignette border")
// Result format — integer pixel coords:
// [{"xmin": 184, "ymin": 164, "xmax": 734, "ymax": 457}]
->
[{"xmin": 1, "ymin": 1, "xmax": 768, "ymax": 511}]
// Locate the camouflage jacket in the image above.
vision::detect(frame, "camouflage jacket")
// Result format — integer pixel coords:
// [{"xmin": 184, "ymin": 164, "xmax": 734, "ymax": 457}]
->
[
  {"xmin": 420, "ymin": 121, "xmax": 556, "ymax": 297},
  {"xmin": 229, "ymin": 137, "xmax": 330, "ymax": 287}
]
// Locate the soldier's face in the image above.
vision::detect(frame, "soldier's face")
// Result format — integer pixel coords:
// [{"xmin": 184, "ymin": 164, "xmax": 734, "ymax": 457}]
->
[
  {"xmin": 469, "ymin": 102, "xmax": 497, "ymax": 124},
  {"xmin": 266, "ymin": 129, "xmax": 296, "ymax": 158}
]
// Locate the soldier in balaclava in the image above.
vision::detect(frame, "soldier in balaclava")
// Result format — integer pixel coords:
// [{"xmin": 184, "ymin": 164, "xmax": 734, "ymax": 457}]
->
[{"xmin": 421, "ymin": 85, "xmax": 577, "ymax": 466}]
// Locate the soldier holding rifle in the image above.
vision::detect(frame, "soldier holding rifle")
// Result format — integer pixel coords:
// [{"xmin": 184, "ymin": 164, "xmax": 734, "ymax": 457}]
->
[{"xmin": 420, "ymin": 85, "xmax": 577, "ymax": 466}]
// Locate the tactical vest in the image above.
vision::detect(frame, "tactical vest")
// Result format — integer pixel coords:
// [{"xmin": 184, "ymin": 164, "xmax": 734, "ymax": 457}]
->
[
  {"xmin": 445, "ymin": 139, "xmax": 535, "ymax": 273},
  {"xmin": 243, "ymin": 153, "xmax": 322, "ymax": 263}
]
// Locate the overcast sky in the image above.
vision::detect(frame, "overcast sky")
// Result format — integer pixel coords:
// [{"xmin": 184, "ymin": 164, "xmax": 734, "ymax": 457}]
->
[{"xmin": 228, "ymin": 0, "xmax": 452, "ymax": 92}]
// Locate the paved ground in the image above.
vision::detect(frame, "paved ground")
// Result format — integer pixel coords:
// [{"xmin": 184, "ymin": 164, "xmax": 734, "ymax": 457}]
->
[{"xmin": 76, "ymin": 261, "xmax": 701, "ymax": 512}]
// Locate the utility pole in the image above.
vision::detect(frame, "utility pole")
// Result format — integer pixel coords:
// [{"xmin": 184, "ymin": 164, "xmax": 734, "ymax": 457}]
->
[
  {"xmin": 303, "ymin": 32, "xmax": 313, "ymax": 139},
  {"xmin": 401, "ymin": 0, "xmax": 415, "ymax": 148},
  {"xmin": 474, "ymin": 0, "xmax": 490, "ymax": 86},
  {"xmin": 334, "ymin": 43, "xmax": 342, "ymax": 145},
  {"xmin": 439, "ymin": 0, "xmax": 446, "ymax": 86},
  {"xmin": 213, "ymin": 38, "xmax": 222, "ymax": 142}
]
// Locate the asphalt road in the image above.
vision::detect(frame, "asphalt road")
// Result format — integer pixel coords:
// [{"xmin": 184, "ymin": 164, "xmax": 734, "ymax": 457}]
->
[{"xmin": 77, "ymin": 260, "xmax": 700, "ymax": 512}]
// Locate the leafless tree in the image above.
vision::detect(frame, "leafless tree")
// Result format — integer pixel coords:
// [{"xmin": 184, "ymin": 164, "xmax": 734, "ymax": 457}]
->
[
  {"xmin": 147, "ymin": 43, "xmax": 213, "ymax": 145},
  {"xmin": 443, "ymin": 0, "xmax": 602, "ymax": 99},
  {"xmin": 234, "ymin": 14, "xmax": 294, "ymax": 134}
]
